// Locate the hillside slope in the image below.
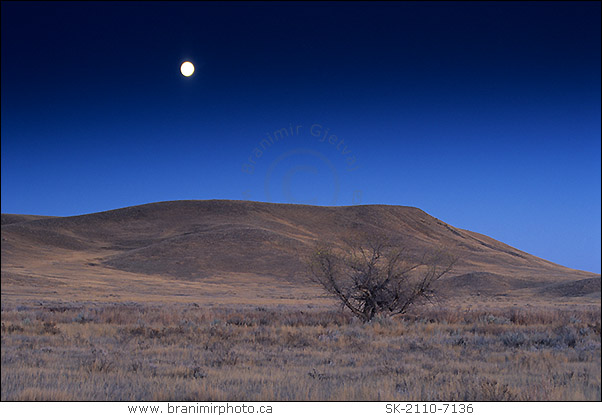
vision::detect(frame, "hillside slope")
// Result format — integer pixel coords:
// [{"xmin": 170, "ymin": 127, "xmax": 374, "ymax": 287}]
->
[{"xmin": 2, "ymin": 200, "xmax": 599, "ymax": 304}]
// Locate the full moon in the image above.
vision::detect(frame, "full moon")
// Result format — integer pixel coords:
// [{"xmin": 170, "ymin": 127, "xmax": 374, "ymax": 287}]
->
[{"xmin": 180, "ymin": 61, "xmax": 194, "ymax": 77}]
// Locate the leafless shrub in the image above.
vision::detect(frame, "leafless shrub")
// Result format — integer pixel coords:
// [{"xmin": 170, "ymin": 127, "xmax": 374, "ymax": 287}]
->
[{"xmin": 308, "ymin": 234, "xmax": 456, "ymax": 322}]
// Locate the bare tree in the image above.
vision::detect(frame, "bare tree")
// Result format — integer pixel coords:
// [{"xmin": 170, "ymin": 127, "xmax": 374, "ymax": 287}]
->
[{"xmin": 308, "ymin": 235, "xmax": 456, "ymax": 322}]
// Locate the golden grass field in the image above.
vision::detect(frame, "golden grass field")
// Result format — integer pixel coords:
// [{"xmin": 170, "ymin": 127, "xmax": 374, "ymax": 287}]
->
[{"xmin": 1, "ymin": 301, "xmax": 600, "ymax": 401}]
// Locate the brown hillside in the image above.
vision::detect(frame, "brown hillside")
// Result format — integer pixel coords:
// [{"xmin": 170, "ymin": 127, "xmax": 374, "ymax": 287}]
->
[
  {"xmin": 1, "ymin": 214, "xmax": 56, "ymax": 226},
  {"xmin": 1, "ymin": 200, "xmax": 599, "ymax": 304}
]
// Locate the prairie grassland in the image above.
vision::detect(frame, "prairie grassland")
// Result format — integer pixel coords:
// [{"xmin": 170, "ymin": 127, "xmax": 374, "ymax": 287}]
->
[{"xmin": 1, "ymin": 302, "xmax": 600, "ymax": 401}]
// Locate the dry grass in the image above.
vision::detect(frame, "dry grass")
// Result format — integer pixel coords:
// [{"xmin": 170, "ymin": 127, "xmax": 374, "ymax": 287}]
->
[{"xmin": 1, "ymin": 301, "xmax": 600, "ymax": 401}]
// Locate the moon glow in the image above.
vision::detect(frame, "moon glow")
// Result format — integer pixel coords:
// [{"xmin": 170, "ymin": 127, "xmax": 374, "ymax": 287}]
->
[{"xmin": 180, "ymin": 61, "xmax": 195, "ymax": 77}]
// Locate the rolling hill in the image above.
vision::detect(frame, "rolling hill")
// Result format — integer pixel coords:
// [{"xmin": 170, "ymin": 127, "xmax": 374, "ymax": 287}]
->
[{"xmin": 1, "ymin": 200, "xmax": 599, "ymax": 305}]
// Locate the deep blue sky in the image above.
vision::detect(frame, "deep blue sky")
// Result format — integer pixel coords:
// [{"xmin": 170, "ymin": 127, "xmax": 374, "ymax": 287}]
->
[{"xmin": 2, "ymin": 2, "xmax": 600, "ymax": 273}]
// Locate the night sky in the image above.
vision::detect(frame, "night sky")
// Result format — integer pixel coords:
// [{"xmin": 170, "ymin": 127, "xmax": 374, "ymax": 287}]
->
[{"xmin": 1, "ymin": 2, "xmax": 600, "ymax": 273}]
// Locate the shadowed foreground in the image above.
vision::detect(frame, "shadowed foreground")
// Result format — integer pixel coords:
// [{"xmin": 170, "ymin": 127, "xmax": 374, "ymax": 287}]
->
[{"xmin": 1, "ymin": 302, "xmax": 600, "ymax": 401}]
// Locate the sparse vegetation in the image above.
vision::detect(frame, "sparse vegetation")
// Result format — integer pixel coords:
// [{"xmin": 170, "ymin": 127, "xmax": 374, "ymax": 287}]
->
[
  {"xmin": 1, "ymin": 205, "xmax": 600, "ymax": 401},
  {"xmin": 1, "ymin": 301, "xmax": 599, "ymax": 401},
  {"xmin": 308, "ymin": 236, "xmax": 456, "ymax": 322}
]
